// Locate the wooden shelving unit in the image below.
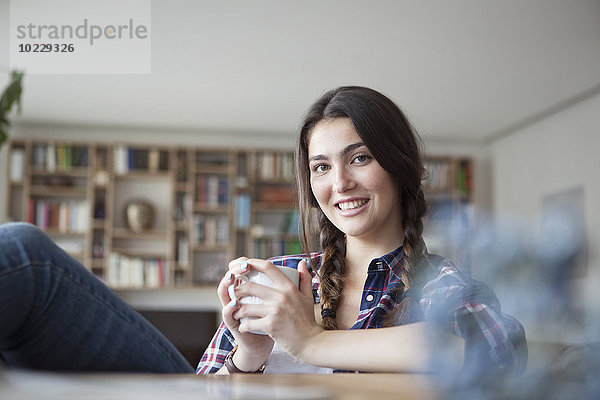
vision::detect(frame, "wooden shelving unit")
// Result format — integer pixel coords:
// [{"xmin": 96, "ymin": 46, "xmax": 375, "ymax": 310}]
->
[
  {"xmin": 422, "ymin": 156, "xmax": 474, "ymax": 271},
  {"xmin": 4, "ymin": 140, "xmax": 299, "ymax": 290},
  {"xmin": 4, "ymin": 139, "xmax": 474, "ymax": 288}
]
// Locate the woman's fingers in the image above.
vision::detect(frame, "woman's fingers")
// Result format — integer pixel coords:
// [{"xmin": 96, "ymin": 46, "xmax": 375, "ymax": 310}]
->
[
  {"xmin": 228, "ymin": 256, "xmax": 251, "ymax": 274},
  {"xmin": 219, "ymin": 256, "xmax": 308, "ymax": 337},
  {"xmin": 228, "ymin": 256, "xmax": 249, "ymax": 270},
  {"xmin": 216, "ymin": 270, "xmax": 235, "ymax": 306},
  {"xmin": 243, "ymin": 258, "xmax": 297, "ymax": 289},
  {"xmin": 231, "ymin": 280, "xmax": 275, "ymax": 304},
  {"xmin": 217, "ymin": 257, "xmax": 252, "ymax": 306},
  {"xmin": 232, "ymin": 303, "xmax": 268, "ymax": 320},
  {"xmin": 298, "ymin": 260, "xmax": 313, "ymax": 299},
  {"xmin": 221, "ymin": 294, "xmax": 241, "ymax": 329}
]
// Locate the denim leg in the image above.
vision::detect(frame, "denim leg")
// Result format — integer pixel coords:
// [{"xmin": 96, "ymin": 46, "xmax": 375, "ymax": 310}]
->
[{"xmin": 0, "ymin": 222, "xmax": 193, "ymax": 373}]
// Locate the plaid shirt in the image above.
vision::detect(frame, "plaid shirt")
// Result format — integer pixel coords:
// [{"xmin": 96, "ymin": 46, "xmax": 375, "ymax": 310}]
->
[{"xmin": 196, "ymin": 247, "xmax": 526, "ymax": 375}]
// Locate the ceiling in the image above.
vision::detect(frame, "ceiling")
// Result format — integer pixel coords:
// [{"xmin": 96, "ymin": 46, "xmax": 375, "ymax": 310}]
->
[{"xmin": 1, "ymin": 0, "xmax": 599, "ymax": 143}]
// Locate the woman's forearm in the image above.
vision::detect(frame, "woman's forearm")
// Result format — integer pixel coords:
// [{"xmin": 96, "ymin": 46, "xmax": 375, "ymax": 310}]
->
[{"xmin": 297, "ymin": 322, "xmax": 465, "ymax": 373}]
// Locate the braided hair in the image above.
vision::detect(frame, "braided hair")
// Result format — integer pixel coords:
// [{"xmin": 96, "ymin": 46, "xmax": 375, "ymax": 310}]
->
[{"xmin": 296, "ymin": 86, "xmax": 433, "ymax": 329}]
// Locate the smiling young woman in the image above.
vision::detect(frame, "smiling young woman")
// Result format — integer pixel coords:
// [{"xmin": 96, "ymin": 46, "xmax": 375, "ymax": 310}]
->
[{"xmin": 198, "ymin": 86, "xmax": 527, "ymax": 376}]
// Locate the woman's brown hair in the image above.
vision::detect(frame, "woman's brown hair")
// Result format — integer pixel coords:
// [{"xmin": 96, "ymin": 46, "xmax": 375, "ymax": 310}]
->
[{"xmin": 296, "ymin": 86, "xmax": 433, "ymax": 329}]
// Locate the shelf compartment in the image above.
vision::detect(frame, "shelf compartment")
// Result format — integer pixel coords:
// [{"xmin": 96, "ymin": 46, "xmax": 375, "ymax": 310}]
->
[
  {"xmin": 44, "ymin": 229, "xmax": 87, "ymax": 237},
  {"xmin": 194, "ymin": 165, "xmax": 231, "ymax": 175},
  {"xmin": 193, "ymin": 204, "xmax": 230, "ymax": 213},
  {"xmin": 114, "ymin": 171, "xmax": 171, "ymax": 179},
  {"xmin": 192, "ymin": 244, "xmax": 230, "ymax": 252},
  {"xmin": 112, "ymin": 228, "xmax": 168, "ymax": 239},
  {"xmin": 110, "ymin": 248, "xmax": 168, "ymax": 258},
  {"xmin": 30, "ymin": 168, "xmax": 89, "ymax": 177},
  {"xmin": 253, "ymin": 203, "xmax": 296, "ymax": 212},
  {"xmin": 30, "ymin": 185, "xmax": 88, "ymax": 197}
]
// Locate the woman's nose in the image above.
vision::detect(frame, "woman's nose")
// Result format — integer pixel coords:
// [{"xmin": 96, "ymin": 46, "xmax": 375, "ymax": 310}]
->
[{"xmin": 332, "ymin": 168, "xmax": 355, "ymax": 193}]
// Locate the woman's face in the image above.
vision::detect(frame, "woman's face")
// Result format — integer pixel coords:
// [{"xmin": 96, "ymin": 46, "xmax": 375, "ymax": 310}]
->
[{"xmin": 307, "ymin": 118, "xmax": 403, "ymax": 244}]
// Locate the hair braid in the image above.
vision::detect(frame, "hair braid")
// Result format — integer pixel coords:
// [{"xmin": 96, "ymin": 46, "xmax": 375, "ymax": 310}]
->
[
  {"xmin": 317, "ymin": 214, "xmax": 346, "ymax": 330},
  {"xmin": 384, "ymin": 188, "xmax": 432, "ymax": 326}
]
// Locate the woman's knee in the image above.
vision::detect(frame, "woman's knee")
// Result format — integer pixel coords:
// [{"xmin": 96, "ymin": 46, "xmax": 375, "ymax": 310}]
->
[
  {"xmin": 0, "ymin": 222, "xmax": 47, "ymax": 244},
  {"xmin": 0, "ymin": 223, "xmax": 54, "ymax": 267}
]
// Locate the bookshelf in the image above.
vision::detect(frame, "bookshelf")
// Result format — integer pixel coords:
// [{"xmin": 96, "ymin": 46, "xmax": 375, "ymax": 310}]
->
[
  {"xmin": 4, "ymin": 139, "xmax": 474, "ymax": 287},
  {"xmin": 4, "ymin": 140, "xmax": 300, "ymax": 289},
  {"xmin": 423, "ymin": 156, "xmax": 473, "ymax": 271}
]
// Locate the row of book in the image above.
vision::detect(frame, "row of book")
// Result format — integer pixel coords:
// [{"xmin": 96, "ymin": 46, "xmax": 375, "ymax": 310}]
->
[
  {"xmin": 192, "ymin": 215, "xmax": 230, "ymax": 246},
  {"xmin": 424, "ymin": 160, "xmax": 472, "ymax": 195},
  {"xmin": 26, "ymin": 198, "xmax": 90, "ymax": 233},
  {"xmin": 193, "ymin": 252, "xmax": 228, "ymax": 284},
  {"xmin": 253, "ymin": 238, "xmax": 302, "ymax": 259},
  {"xmin": 255, "ymin": 185, "xmax": 295, "ymax": 204},
  {"xmin": 195, "ymin": 175, "xmax": 229, "ymax": 206},
  {"xmin": 107, "ymin": 253, "xmax": 166, "ymax": 289},
  {"xmin": 423, "ymin": 160, "xmax": 451, "ymax": 191},
  {"xmin": 253, "ymin": 152, "xmax": 294, "ymax": 181},
  {"xmin": 113, "ymin": 145, "xmax": 169, "ymax": 175},
  {"xmin": 195, "ymin": 151, "xmax": 230, "ymax": 166},
  {"xmin": 28, "ymin": 143, "xmax": 90, "ymax": 171},
  {"xmin": 248, "ymin": 210, "xmax": 301, "ymax": 238},
  {"xmin": 281, "ymin": 210, "xmax": 301, "ymax": 235}
]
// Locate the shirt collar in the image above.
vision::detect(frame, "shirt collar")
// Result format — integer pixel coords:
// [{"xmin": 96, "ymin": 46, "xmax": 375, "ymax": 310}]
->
[{"xmin": 367, "ymin": 246, "xmax": 404, "ymax": 281}]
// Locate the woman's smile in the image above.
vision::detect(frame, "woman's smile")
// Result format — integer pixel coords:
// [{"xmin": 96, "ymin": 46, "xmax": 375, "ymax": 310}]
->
[
  {"xmin": 335, "ymin": 198, "xmax": 370, "ymax": 217},
  {"xmin": 336, "ymin": 198, "xmax": 369, "ymax": 211}
]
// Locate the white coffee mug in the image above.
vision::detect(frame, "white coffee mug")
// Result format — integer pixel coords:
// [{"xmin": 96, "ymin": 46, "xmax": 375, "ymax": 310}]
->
[{"xmin": 228, "ymin": 266, "xmax": 299, "ymax": 335}]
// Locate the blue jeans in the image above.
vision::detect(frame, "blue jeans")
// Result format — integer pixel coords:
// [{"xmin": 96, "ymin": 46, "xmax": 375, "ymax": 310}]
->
[{"xmin": 0, "ymin": 222, "xmax": 194, "ymax": 373}]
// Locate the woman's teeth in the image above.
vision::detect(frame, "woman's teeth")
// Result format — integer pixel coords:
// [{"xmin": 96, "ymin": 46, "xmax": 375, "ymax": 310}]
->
[{"xmin": 337, "ymin": 199, "xmax": 368, "ymax": 210}]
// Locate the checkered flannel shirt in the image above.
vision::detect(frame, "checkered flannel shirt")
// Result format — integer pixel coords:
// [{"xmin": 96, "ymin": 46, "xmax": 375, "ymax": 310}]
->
[{"xmin": 196, "ymin": 247, "xmax": 526, "ymax": 375}]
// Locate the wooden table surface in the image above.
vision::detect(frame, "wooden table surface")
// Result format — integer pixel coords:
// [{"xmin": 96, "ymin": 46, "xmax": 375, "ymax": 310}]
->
[
  {"xmin": 1, "ymin": 371, "xmax": 440, "ymax": 400},
  {"xmin": 219, "ymin": 373, "xmax": 439, "ymax": 400}
]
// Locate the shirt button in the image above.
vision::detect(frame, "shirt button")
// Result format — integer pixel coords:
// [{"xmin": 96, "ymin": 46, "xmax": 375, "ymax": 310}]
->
[{"xmin": 365, "ymin": 294, "xmax": 374, "ymax": 302}]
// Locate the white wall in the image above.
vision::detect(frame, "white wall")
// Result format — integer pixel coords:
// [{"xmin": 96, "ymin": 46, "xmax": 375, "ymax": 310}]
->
[{"xmin": 491, "ymin": 92, "xmax": 600, "ymax": 343}]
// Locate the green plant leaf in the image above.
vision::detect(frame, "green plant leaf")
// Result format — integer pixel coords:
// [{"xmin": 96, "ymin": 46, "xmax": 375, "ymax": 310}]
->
[{"xmin": 0, "ymin": 70, "xmax": 24, "ymax": 149}]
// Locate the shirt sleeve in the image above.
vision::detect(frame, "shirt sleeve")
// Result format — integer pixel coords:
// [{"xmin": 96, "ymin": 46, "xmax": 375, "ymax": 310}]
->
[
  {"xmin": 421, "ymin": 262, "xmax": 528, "ymax": 377},
  {"xmin": 452, "ymin": 281, "xmax": 527, "ymax": 376},
  {"xmin": 196, "ymin": 321, "xmax": 236, "ymax": 374}
]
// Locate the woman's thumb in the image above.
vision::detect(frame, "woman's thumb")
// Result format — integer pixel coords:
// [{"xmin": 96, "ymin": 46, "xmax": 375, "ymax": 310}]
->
[{"xmin": 298, "ymin": 259, "xmax": 313, "ymax": 297}]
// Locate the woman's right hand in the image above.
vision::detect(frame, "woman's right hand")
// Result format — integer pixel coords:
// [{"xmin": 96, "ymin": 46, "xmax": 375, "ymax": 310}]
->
[{"xmin": 216, "ymin": 257, "xmax": 274, "ymax": 372}]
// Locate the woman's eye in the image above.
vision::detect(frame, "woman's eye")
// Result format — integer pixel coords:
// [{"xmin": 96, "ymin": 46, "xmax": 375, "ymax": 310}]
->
[
  {"xmin": 353, "ymin": 154, "xmax": 371, "ymax": 164},
  {"xmin": 312, "ymin": 164, "xmax": 330, "ymax": 173}
]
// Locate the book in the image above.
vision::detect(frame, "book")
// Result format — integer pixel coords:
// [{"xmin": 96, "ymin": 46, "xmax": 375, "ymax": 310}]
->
[
  {"xmin": 148, "ymin": 149, "xmax": 159, "ymax": 172},
  {"xmin": 46, "ymin": 143, "xmax": 56, "ymax": 172},
  {"xmin": 257, "ymin": 186, "xmax": 295, "ymax": 204},
  {"xmin": 114, "ymin": 145, "xmax": 128, "ymax": 175},
  {"xmin": 9, "ymin": 148, "xmax": 24, "ymax": 182},
  {"xmin": 235, "ymin": 193, "xmax": 251, "ymax": 228},
  {"xmin": 177, "ymin": 234, "xmax": 189, "ymax": 267},
  {"xmin": 33, "ymin": 144, "xmax": 46, "ymax": 168}
]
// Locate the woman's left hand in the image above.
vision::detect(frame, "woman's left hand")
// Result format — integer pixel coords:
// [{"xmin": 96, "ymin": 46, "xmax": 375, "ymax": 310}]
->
[{"xmin": 232, "ymin": 259, "xmax": 324, "ymax": 360}]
